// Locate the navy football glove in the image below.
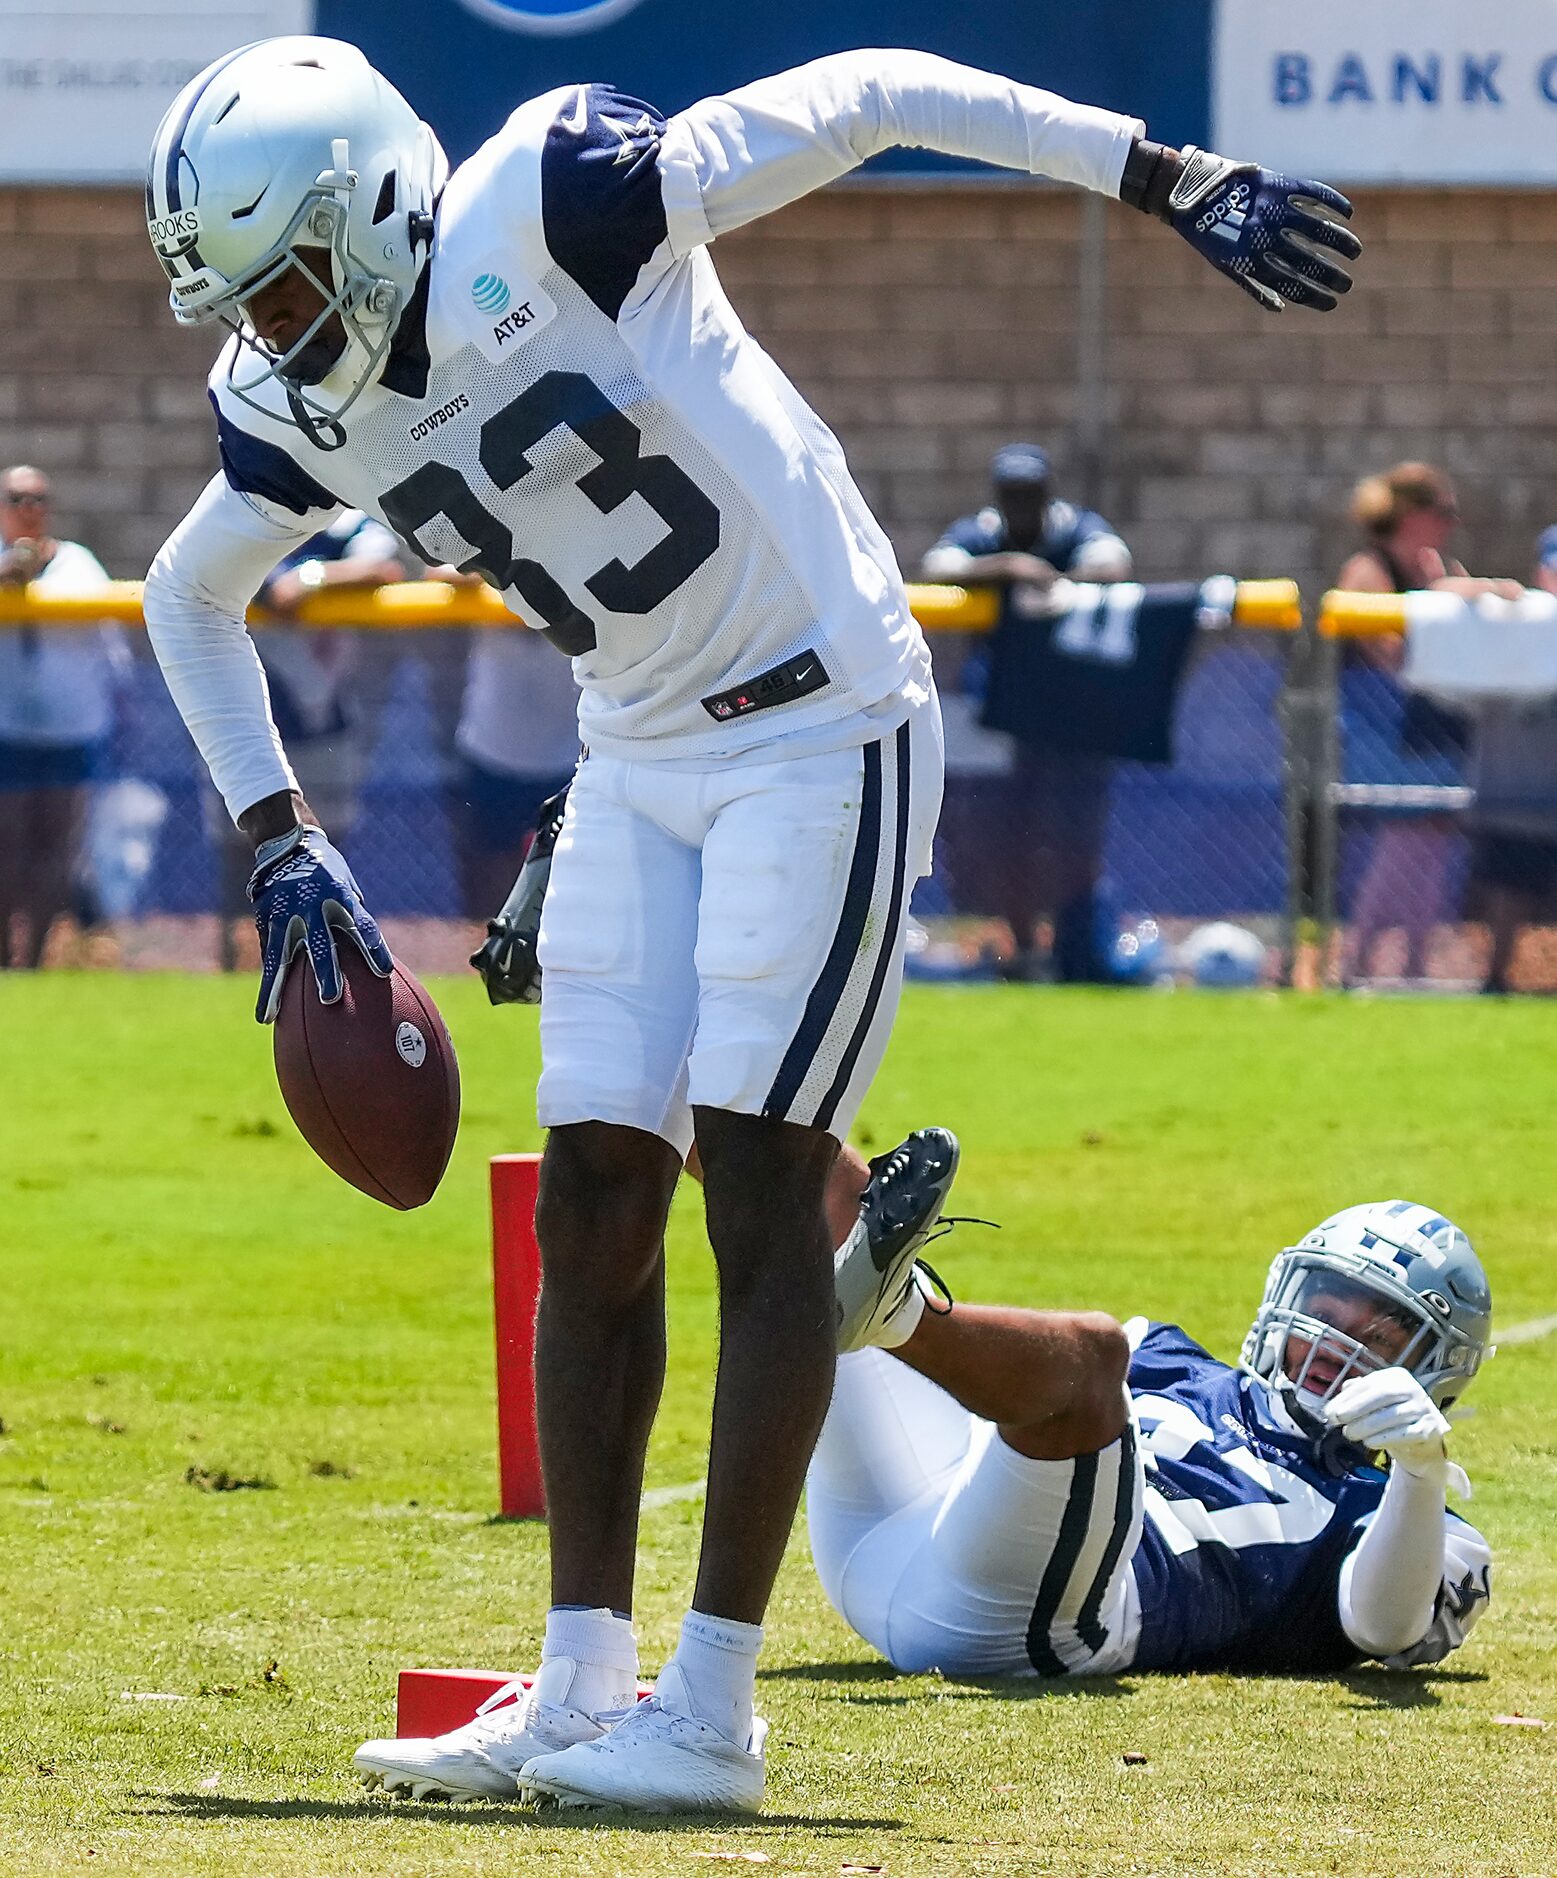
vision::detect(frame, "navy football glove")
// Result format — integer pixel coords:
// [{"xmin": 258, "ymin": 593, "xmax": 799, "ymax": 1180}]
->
[
  {"xmin": 247, "ymin": 825, "xmax": 393, "ymax": 1025},
  {"xmin": 469, "ymin": 783, "xmax": 570, "ymax": 1006},
  {"xmin": 1126, "ymin": 141, "xmax": 1360, "ymax": 313}
]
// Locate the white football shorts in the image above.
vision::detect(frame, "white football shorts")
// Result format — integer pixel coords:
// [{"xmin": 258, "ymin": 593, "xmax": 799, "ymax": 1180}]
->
[
  {"xmin": 807, "ymin": 1348, "xmax": 1145, "ymax": 1677},
  {"xmin": 535, "ymin": 697, "xmax": 943, "ymax": 1156}
]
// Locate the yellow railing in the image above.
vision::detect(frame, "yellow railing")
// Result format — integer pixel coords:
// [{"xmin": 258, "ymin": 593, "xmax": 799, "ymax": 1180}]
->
[
  {"xmin": 1316, "ymin": 591, "xmax": 1410, "ymax": 638},
  {"xmin": 0, "ymin": 576, "xmax": 1305, "ymax": 633}
]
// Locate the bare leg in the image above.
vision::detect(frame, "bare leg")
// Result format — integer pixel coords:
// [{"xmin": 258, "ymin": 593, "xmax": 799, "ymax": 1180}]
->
[
  {"xmin": 534, "ymin": 1120, "xmax": 683, "ymax": 1613},
  {"xmin": 21, "ymin": 785, "xmax": 88, "ymax": 969},
  {"xmin": 0, "ymin": 791, "xmax": 24, "ymax": 968},
  {"xmin": 686, "ymin": 1136, "xmax": 867, "ymax": 1250},
  {"xmin": 692, "ymin": 1106, "xmax": 839, "ymax": 1624},
  {"xmin": 217, "ymin": 825, "xmax": 253, "ymax": 972},
  {"xmin": 1482, "ymin": 883, "xmax": 1524, "ymax": 994},
  {"xmin": 1401, "ymin": 821, "xmax": 1453, "ymax": 981},
  {"xmin": 894, "ymin": 1301, "xmax": 1129, "ymax": 1461},
  {"xmin": 1347, "ymin": 826, "xmax": 1407, "ymax": 981}
]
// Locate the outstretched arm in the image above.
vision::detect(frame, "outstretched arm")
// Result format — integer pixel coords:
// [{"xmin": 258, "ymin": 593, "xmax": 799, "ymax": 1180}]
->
[
  {"xmin": 659, "ymin": 49, "xmax": 1141, "ymax": 249},
  {"xmin": 658, "ymin": 49, "xmax": 1359, "ymax": 312}
]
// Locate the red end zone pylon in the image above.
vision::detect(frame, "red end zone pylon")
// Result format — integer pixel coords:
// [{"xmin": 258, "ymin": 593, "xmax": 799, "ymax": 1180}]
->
[
  {"xmin": 491, "ymin": 1153, "xmax": 544, "ymax": 1519},
  {"xmin": 396, "ymin": 1669, "xmax": 653, "ymax": 1738}
]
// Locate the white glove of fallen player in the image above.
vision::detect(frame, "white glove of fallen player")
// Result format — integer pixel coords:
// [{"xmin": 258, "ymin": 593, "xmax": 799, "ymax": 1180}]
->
[{"xmin": 1323, "ymin": 1368, "xmax": 1451, "ymax": 1479}]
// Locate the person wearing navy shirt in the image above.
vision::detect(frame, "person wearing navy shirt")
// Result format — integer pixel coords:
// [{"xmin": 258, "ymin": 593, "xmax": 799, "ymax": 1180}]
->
[
  {"xmin": 921, "ymin": 445, "xmax": 1132, "ymax": 981},
  {"xmin": 812, "ymin": 1188, "xmax": 1492, "ymax": 1683}
]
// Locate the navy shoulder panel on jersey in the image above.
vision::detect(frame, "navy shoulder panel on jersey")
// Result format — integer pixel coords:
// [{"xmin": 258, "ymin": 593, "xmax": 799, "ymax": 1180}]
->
[
  {"xmin": 938, "ymin": 509, "xmax": 1007, "ymax": 557},
  {"xmin": 209, "ymin": 393, "xmax": 338, "ymax": 517},
  {"xmin": 541, "ymin": 84, "xmax": 670, "ymax": 321},
  {"xmin": 1042, "ymin": 500, "xmax": 1119, "ymax": 570},
  {"xmin": 1128, "ymin": 1320, "xmax": 1226, "ymax": 1396}
]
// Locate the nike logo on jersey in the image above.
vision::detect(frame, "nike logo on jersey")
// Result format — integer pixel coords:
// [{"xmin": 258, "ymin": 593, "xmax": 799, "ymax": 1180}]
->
[
  {"xmin": 701, "ymin": 651, "xmax": 830, "ymax": 722},
  {"xmin": 560, "ymin": 86, "xmax": 589, "ymax": 136}
]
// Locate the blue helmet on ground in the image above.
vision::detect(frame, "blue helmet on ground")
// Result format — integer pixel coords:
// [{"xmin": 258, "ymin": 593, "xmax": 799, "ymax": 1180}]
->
[{"xmin": 1179, "ymin": 921, "xmax": 1266, "ymax": 988}]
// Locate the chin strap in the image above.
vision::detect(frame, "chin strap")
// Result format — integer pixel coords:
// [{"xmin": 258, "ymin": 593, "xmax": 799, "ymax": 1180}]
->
[{"xmin": 285, "ymin": 385, "xmax": 349, "ymax": 453}]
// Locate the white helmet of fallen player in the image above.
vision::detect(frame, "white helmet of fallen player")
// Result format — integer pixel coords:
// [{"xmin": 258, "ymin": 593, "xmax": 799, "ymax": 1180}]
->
[
  {"xmin": 1241, "ymin": 1201, "xmax": 1492, "ymax": 1430},
  {"xmin": 145, "ymin": 36, "xmax": 446, "ymax": 447}
]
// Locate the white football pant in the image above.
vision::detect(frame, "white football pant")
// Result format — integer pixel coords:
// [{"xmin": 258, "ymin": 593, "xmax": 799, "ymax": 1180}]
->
[
  {"xmin": 536, "ymin": 697, "xmax": 942, "ymax": 1154},
  {"xmin": 807, "ymin": 1348, "xmax": 1145, "ymax": 1677}
]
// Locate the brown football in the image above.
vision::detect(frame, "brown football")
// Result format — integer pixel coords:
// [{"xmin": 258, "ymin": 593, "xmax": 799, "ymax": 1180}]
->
[{"xmin": 273, "ymin": 947, "xmax": 460, "ymax": 1209}]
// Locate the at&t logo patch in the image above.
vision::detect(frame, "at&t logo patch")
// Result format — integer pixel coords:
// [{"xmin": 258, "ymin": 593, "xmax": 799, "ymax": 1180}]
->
[
  {"xmin": 471, "ymin": 272, "xmax": 511, "ymax": 315},
  {"xmin": 456, "ymin": 0, "xmax": 648, "ymax": 34},
  {"xmin": 465, "ymin": 269, "xmax": 559, "ymax": 363}
]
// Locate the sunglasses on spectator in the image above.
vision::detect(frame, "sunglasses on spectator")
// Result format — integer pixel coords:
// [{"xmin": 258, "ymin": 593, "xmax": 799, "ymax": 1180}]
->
[{"xmin": 4, "ymin": 490, "xmax": 47, "ymax": 507}]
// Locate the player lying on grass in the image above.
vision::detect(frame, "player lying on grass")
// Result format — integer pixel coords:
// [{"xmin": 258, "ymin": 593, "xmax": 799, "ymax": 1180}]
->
[
  {"xmin": 818, "ymin": 1159, "xmax": 1492, "ymax": 1680},
  {"xmin": 142, "ymin": 34, "xmax": 1358, "ymax": 1814}
]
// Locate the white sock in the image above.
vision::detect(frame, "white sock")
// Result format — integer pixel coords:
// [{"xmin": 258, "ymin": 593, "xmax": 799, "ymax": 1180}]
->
[
  {"xmin": 658, "ymin": 1608, "xmax": 763, "ymax": 1747},
  {"xmin": 536, "ymin": 1606, "xmax": 639, "ymax": 1718}
]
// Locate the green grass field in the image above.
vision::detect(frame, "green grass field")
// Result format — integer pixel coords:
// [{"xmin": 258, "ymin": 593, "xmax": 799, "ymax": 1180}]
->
[{"xmin": 2, "ymin": 978, "xmax": 1554, "ymax": 1876}]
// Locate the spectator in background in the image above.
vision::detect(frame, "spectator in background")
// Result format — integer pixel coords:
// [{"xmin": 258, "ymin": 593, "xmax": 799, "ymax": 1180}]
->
[
  {"xmin": 0, "ymin": 465, "xmax": 128, "ymax": 969},
  {"xmin": 209, "ymin": 510, "xmax": 404, "ymax": 969},
  {"xmin": 453, "ymin": 627, "xmax": 581, "ymax": 921},
  {"xmin": 920, "ymin": 444, "xmax": 1132, "ymax": 981},
  {"xmin": 1462, "ymin": 527, "xmax": 1557, "ymax": 995},
  {"xmin": 1337, "ymin": 464, "xmax": 1520, "ymax": 985}
]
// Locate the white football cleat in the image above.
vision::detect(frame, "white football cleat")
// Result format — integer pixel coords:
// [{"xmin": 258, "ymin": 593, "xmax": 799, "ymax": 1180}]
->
[
  {"xmin": 836, "ymin": 1127, "xmax": 960, "ymax": 1353},
  {"xmin": 353, "ymin": 1658, "xmax": 620, "ymax": 1802},
  {"xmin": 518, "ymin": 1664, "xmax": 766, "ymax": 1815}
]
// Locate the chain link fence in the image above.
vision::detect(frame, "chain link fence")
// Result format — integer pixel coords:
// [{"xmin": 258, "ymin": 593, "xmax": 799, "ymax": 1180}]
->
[
  {"xmin": 27, "ymin": 585, "xmax": 1557, "ymax": 995},
  {"xmin": 918, "ymin": 623, "xmax": 1289, "ymax": 985},
  {"xmin": 14, "ymin": 600, "xmax": 1302, "ymax": 987},
  {"xmin": 1308, "ymin": 633, "xmax": 1557, "ymax": 997}
]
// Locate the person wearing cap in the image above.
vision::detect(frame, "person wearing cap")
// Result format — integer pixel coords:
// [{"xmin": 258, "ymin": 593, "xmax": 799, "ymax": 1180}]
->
[
  {"xmin": 920, "ymin": 446, "xmax": 1132, "ymax": 980},
  {"xmin": 1460, "ymin": 527, "xmax": 1557, "ymax": 993}
]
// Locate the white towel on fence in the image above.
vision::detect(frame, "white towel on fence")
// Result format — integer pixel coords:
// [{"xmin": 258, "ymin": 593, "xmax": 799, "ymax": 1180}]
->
[{"xmin": 1402, "ymin": 588, "xmax": 1557, "ymax": 703}]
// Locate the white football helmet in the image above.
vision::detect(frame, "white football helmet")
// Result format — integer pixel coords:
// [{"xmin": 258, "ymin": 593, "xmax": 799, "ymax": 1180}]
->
[
  {"xmin": 1241, "ymin": 1201, "xmax": 1492, "ymax": 1429},
  {"xmin": 145, "ymin": 36, "xmax": 446, "ymax": 448}
]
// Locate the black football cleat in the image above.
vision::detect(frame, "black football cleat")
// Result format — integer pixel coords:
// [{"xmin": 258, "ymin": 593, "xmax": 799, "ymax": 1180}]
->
[{"xmin": 835, "ymin": 1128, "xmax": 960, "ymax": 1352}]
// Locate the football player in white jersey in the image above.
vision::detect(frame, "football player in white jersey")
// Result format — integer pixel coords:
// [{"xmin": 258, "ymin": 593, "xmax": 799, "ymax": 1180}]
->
[
  {"xmin": 141, "ymin": 38, "xmax": 1360, "ymax": 1812},
  {"xmin": 815, "ymin": 1162, "xmax": 1493, "ymax": 1685}
]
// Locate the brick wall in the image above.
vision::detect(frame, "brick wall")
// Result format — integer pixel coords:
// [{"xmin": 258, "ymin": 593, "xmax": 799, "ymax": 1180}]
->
[{"xmin": 3, "ymin": 183, "xmax": 1553, "ymax": 596}]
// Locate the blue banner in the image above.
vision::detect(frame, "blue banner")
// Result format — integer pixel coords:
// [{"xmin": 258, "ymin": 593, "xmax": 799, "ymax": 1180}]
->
[{"xmin": 315, "ymin": 0, "xmax": 1212, "ymax": 173}]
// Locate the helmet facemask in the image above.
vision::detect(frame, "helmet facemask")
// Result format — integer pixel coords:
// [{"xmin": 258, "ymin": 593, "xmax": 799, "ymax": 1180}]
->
[
  {"xmin": 1258, "ymin": 1267, "xmax": 1433, "ymax": 1430},
  {"xmin": 1241, "ymin": 1211, "xmax": 1491, "ymax": 1441},
  {"xmin": 208, "ymin": 144, "xmax": 404, "ymax": 451}
]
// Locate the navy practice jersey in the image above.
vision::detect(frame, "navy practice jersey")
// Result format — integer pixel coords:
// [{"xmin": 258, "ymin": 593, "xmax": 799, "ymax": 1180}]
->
[
  {"xmin": 980, "ymin": 580, "xmax": 1204, "ymax": 762},
  {"xmin": 1123, "ymin": 1320, "xmax": 1491, "ymax": 1675},
  {"xmin": 923, "ymin": 500, "xmax": 1130, "ymax": 583}
]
